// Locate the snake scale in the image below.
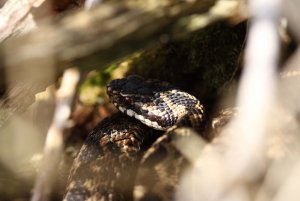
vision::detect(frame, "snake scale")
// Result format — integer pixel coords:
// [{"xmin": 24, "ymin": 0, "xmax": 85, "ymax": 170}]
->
[{"xmin": 64, "ymin": 75, "xmax": 205, "ymax": 201}]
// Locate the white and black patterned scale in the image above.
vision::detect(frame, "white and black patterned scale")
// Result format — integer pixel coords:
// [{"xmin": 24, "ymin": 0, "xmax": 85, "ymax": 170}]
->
[
  {"xmin": 64, "ymin": 75, "xmax": 205, "ymax": 201},
  {"xmin": 64, "ymin": 113, "xmax": 161, "ymax": 201},
  {"xmin": 107, "ymin": 75, "xmax": 204, "ymax": 131}
]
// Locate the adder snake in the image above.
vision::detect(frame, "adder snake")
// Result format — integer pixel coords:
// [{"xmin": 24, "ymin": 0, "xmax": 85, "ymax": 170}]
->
[{"xmin": 64, "ymin": 75, "xmax": 205, "ymax": 201}]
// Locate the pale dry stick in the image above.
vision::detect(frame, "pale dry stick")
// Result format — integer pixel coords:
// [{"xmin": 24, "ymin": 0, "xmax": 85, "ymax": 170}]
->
[
  {"xmin": 214, "ymin": 0, "xmax": 282, "ymax": 198},
  {"xmin": 177, "ymin": 0, "xmax": 282, "ymax": 200},
  {"xmin": 225, "ymin": 0, "xmax": 281, "ymax": 181},
  {"xmin": 31, "ymin": 68, "xmax": 80, "ymax": 201},
  {"xmin": 254, "ymin": 47, "xmax": 300, "ymax": 201}
]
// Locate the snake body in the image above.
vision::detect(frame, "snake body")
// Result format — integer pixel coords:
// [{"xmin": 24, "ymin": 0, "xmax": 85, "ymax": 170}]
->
[
  {"xmin": 64, "ymin": 113, "xmax": 161, "ymax": 201},
  {"xmin": 64, "ymin": 75, "xmax": 205, "ymax": 201}
]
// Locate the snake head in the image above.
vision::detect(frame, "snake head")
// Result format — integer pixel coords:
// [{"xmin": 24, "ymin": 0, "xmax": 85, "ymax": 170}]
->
[{"xmin": 107, "ymin": 75, "xmax": 203, "ymax": 131}]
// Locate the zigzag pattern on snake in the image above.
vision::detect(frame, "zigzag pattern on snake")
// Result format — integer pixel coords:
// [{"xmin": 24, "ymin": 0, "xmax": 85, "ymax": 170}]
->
[{"xmin": 64, "ymin": 75, "xmax": 205, "ymax": 201}]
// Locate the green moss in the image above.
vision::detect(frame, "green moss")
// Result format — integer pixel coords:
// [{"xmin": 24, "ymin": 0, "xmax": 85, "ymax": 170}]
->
[
  {"xmin": 79, "ymin": 69, "xmax": 111, "ymax": 105},
  {"xmin": 78, "ymin": 54, "xmax": 140, "ymax": 105}
]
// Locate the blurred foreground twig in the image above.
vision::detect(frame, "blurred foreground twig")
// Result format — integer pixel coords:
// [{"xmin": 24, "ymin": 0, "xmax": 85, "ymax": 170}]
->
[
  {"xmin": 31, "ymin": 68, "xmax": 79, "ymax": 201},
  {"xmin": 177, "ymin": 0, "xmax": 283, "ymax": 200}
]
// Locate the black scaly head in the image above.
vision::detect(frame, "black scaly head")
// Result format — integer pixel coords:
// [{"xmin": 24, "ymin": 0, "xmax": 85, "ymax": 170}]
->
[{"xmin": 107, "ymin": 75, "xmax": 204, "ymax": 131}]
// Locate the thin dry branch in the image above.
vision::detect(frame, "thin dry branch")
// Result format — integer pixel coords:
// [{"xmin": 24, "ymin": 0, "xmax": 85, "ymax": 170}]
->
[
  {"xmin": 31, "ymin": 68, "xmax": 80, "ymax": 201},
  {"xmin": 177, "ymin": 0, "xmax": 282, "ymax": 200}
]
